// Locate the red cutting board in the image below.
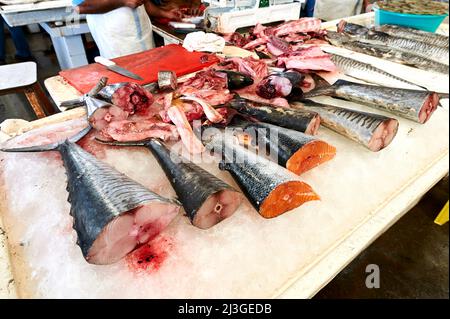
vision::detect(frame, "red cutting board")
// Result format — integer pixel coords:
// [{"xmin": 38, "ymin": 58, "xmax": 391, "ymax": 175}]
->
[{"xmin": 59, "ymin": 44, "xmax": 218, "ymax": 94}]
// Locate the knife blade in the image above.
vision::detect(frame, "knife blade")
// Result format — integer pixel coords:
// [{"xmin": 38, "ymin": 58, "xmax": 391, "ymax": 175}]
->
[{"xmin": 94, "ymin": 56, "xmax": 144, "ymax": 81}]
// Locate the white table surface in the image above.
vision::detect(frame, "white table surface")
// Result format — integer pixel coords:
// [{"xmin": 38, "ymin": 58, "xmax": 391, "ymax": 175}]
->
[
  {"xmin": 0, "ymin": 0, "xmax": 70, "ymax": 13},
  {"xmin": 0, "ymin": 62, "xmax": 36, "ymax": 90}
]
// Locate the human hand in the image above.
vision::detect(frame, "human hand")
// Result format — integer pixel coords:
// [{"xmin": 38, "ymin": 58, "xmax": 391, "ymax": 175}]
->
[
  {"xmin": 180, "ymin": 6, "xmax": 205, "ymax": 17},
  {"xmin": 162, "ymin": 9, "xmax": 184, "ymax": 21}
]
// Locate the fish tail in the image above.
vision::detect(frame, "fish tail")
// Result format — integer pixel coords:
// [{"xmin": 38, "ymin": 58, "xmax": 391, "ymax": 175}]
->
[
  {"xmin": 88, "ymin": 77, "xmax": 109, "ymax": 97},
  {"xmin": 1, "ymin": 126, "xmax": 91, "ymax": 153},
  {"xmin": 438, "ymin": 92, "xmax": 449, "ymax": 100},
  {"xmin": 60, "ymin": 77, "xmax": 108, "ymax": 110},
  {"xmin": 95, "ymin": 138, "xmax": 151, "ymax": 147},
  {"xmin": 0, "ymin": 142, "xmax": 61, "ymax": 153},
  {"xmin": 60, "ymin": 98, "xmax": 86, "ymax": 110},
  {"xmin": 69, "ymin": 126, "xmax": 92, "ymax": 143}
]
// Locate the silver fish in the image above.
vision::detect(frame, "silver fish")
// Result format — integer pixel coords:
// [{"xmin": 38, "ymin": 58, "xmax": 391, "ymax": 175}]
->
[
  {"xmin": 374, "ymin": 24, "xmax": 449, "ymax": 49},
  {"xmin": 326, "ymin": 31, "xmax": 449, "ymax": 75},
  {"xmin": 330, "ymin": 53, "xmax": 425, "ymax": 90},
  {"xmin": 303, "ymin": 80, "xmax": 442, "ymax": 124},
  {"xmin": 338, "ymin": 22, "xmax": 449, "ymax": 66},
  {"xmin": 296, "ymin": 100, "xmax": 399, "ymax": 152}
]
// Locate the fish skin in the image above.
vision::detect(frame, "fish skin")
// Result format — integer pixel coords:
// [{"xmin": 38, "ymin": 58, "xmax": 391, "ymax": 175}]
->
[
  {"xmin": 59, "ymin": 84, "xmax": 126, "ymax": 123},
  {"xmin": 298, "ymin": 100, "xmax": 399, "ymax": 152},
  {"xmin": 374, "ymin": 24, "xmax": 449, "ymax": 49},
  {"xmin": 337, "ymin": 21, "xmax": 368, "ymax": 36},
  {"xmin": 59, "ymin": 98, "xmax": 86, "ymax": 110},
  {"xmin": 146, "ymin": 139, "xmax": 241, "ymax": 229},
  {"xmin": 216, "ymin": 70, "xmax": 255, "ymax": 90},
  {"xmin": 339, "ymin": 22, "xmax": 449, "ymax": 65},
  {"xmin": 376, "ymin": 34, "xmax": 449, "ymax": 66},
  {"xmin": 97, "ymin": 83, "xmax": 128, "ymax": 102},
  {"xmin": 329, "ymin": 53, "xmax": 425, "ymax": 90},
  {"xmin": 230, "ymin": 119, "xmax": 335, "ymax": 174},
  {"xmin": 326, "ymin": 31, "xmax": 449, "ymax": 75},
  {"xmin": 89, "ymin": 77, "xmax": 109, "ymax": 96},
  {"xmin": 209, "ymin": 133, "xmax": 319, "ymax": 218},
  {"xmin": 158, "ymin": 71, "xmax": 178, "ymax": 91},
  {"xmin": 228, "ymin": 98, "xmax": 320, "ymax": 134},
  {"xmin": 303, "ymin": 80, "xmax": 438, "ymax": 124},
  {"xmin": 254, "ymin": 50, "xmax": 272, "ymax": 60}
]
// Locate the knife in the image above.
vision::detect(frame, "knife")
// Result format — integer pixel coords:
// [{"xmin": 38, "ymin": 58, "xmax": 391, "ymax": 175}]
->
[{"xmin": 94, "ymin": 56, "xmax": 144, "ymax": 81}]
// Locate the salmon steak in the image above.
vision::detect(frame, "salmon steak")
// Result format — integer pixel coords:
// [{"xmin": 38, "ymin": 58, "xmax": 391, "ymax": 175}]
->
[
  {"xmin": 230, "ymin": 119, "xmax": 336, "ymax": 175},
  {"xmin": 208, "ymin": 133, "xmax": 320, "ymax": 218}
]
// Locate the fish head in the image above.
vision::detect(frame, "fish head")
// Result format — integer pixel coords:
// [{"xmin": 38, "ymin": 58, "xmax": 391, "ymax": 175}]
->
[
  {"xmin": 216, "ymin": 70, "xmax": 254, "ymax": 90},
  {"xmin": 325, "ymin": 31, "xmax": 350, "ymax": 45},
  {"xmin": 337, "ymin": 21, "xmax": 369, "ymax": 36}
]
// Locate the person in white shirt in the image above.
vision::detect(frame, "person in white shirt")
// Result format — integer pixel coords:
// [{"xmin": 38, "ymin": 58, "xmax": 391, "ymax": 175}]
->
[{"xmin": 75, "ymin": 0, "xmax": 182, "ymax": 59}]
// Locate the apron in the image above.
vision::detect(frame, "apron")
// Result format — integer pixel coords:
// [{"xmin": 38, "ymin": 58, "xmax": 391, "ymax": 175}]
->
[
  {"xmin": 314, "ymin": 0, "xmax": 363, "ymax": 21},
  {"xmin": 86, "ymin": 6, "xmax": 155, "ymax": 59}
]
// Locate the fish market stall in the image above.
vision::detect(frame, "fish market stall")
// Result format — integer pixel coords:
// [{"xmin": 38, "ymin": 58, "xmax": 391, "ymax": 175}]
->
[
  {"xmin": 152, "ymin": 0, "xmax": 306, "ymax": 45},
  {"xmin": 0, "ymin": 12, "xmax": 449, "ymax": 299}
]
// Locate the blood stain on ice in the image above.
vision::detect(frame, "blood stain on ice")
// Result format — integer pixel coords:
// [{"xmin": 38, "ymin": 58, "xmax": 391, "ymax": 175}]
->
[{"xmin": 126, "ymin": 236, "xmax": 174, "ymax": 274}]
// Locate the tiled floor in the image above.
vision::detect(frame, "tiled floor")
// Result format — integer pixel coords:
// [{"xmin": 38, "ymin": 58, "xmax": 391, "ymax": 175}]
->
[
  {"xmin": 0, "ymin": 29, "xmax": 449, "ymax": 299},
  {"xmin": 315, "ymin": 177, "xmax": 449, "ymax": 299}
]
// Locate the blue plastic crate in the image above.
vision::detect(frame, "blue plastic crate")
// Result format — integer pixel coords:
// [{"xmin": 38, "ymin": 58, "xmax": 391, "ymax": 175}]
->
[{"xmin": 374, "ymin": 6, "xmax": 448, "ymax": 33}]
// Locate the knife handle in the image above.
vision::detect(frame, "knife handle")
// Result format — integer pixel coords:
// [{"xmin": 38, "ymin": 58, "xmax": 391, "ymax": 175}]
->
[{"xmin": 95, "ymin": 56, "xmax": 116, "ymax": 67}]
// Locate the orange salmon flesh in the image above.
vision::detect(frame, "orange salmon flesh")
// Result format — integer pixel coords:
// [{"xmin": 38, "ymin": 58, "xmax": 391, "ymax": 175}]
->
[
  {"xmin": 260, "ymin": 181, "xmax": 320, "ymax": 218},
  {"xmin": 286, "ymin": 140, "xmax": 337, "ymax": 175}
]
